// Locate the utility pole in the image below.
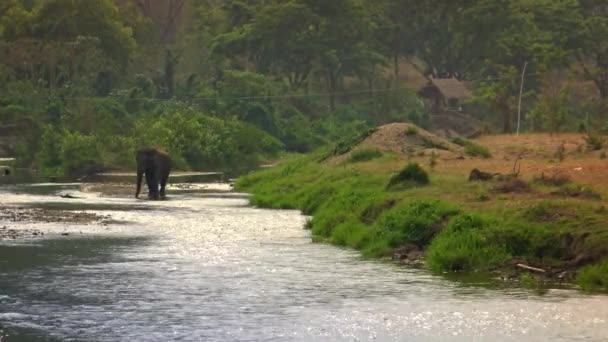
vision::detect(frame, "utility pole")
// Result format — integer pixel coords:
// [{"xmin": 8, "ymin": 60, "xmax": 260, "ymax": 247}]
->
[{"xmin": 516, "ymin": 61, "xmax": 528, "ymax": 135}]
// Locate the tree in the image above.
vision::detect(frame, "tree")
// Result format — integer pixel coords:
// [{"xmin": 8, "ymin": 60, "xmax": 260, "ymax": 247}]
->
[
  {"xmin": 30, "ymin": 0, "xmax": 136, "ymax": 67},
  {"xmin": 210, "ymin": 0, "xmax": 382, "ymax": 110},
  {"xmin": 576, "ymin": 0, "xmax": 608, "ymax": 123},
  {"xmin": 471, "ymin": 0, "xmax": 582, "ymax": 132}
]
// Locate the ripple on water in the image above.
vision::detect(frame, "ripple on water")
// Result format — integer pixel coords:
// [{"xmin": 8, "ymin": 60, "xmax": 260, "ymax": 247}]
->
[{"xmin": 0, "ymin": 185, "xmax": 608, "ymax": 341}]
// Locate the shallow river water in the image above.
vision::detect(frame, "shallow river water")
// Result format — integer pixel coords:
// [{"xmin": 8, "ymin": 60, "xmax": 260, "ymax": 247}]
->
[{"xmin": 1, "ymin": 182, "xmax": 608, "ymax": 341}]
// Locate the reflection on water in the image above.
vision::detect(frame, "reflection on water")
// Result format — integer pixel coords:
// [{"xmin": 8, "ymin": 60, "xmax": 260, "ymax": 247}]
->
[{"xmin": 0, "ymin": 183, "xmax": 607, "ymax": 342}]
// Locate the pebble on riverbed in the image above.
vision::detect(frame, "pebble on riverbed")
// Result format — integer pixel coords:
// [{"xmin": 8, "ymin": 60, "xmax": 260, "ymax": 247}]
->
[{"xmin": 0, "ymin": 207, "xmax": 112, "ymax": 241}]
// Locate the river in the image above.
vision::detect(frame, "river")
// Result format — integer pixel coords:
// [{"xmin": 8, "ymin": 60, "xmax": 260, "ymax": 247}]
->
[{"xmin": 0, "ymin": 180, "xmax": 607, "ymax": 341}]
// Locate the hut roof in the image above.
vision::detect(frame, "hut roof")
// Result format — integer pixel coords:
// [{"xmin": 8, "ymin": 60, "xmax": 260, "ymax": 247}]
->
[{"xmin": 420, "ymin": 77, "xmax": 473, "ymax": 100}]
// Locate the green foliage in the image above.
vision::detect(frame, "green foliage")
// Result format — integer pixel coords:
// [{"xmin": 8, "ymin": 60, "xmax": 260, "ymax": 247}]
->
[
  {"xmin": 386, "ymin": 163, "xmax": 429, "ymax": 190},
  {"xmin": 322, "ymin": 128, "xmax": 377, "ymax": 160},
  {"xmin": 421, "ymin": 137, "xmax": 449, "ymax": 150},
  {"xmin": 585, "ymin": 133, "xmax": 605, "ymax": 151},
  {"xmin": 348, "ymin": 148, "xmax": 382, "ymax": 163},
  {"xmin": 366, "ymin": 201, "xmax": 458, "ymax": 252},
  {"xmin": 2, "ymin": 0, "xmax": 608, "ymax": 179},
  {"xmin": 405, "ymin": 125, "xmax": 419, "ymax": 136},
  {"xmin": 239, "ymin": 148, "xmax": 608, "ymax": 288},
  {"xmin": 26, "ymin": 101, "xmax": 284, "ymax": 175},
  {"xmin": 577, "ymin": 260, "xmax": 608, "ymax": 291},
  {"xmin": 426, "ymin": 214, "xmax": 510, "ymax": 272},
  {"xmin": 452, "ymin": 137, "xmax": 492, "ymax": 158}
]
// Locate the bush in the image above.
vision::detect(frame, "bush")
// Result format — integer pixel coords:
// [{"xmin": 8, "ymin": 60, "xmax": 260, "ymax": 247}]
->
[
  {"xmin": 585, "ymin": 133, "xmax": 604, "ymax": 151},
  {"xmin": 405, "ymin": 125, "xmax": 418, "ymax": 136},
  {"xmin": 348, "ymin": 148, "xmax": 383, "ymax": 163},
  {"xmin": 426, "ymin": 214, "xmax": 510, "ymax": 272},
  {"xmin": 386, "ymin": 162, "xmax": 429, "ymax": 190},
  {"xmin": 321, "ymin": 128, "xmax": 377, "ymax": 160},
  {"xmin": 421, "ymin": 137, "xmax": 449, "ymax": 150},
  {"xmin": 577, "ymin": 260, "xmax": 608, "ymax": 291},
  {"xmin": 452, "ymin": 137, "xmax": 492, "ymax": 158},
  {"xmin": 371, "ymin": 201, "xmax": 458, "ymax": 249}
]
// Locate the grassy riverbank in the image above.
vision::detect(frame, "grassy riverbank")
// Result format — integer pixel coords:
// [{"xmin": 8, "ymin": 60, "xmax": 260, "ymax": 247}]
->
[{"xmin": 237, "ymin": 126, "xmax": 608, "ymax": 291}]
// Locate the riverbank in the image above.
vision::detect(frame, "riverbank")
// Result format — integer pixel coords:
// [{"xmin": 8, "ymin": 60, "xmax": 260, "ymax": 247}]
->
[{"xmin": 236, "ymin": 124, "xmax": 608, "ymax": 291}]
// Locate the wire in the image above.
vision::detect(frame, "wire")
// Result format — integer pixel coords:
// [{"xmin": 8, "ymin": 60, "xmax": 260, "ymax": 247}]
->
[{"xmin": 3, "ymin": 72, "xmax": 543, "ymax": 103}]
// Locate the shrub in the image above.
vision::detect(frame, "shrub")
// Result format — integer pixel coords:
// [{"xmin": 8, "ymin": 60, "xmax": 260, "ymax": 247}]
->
[
  {"xmin": 321, "ymin": 128, "xmax": 377, "ymax": 160},
  {"xmin": 386, "ymin": 162, "xmax": 429, "ymax": 190},
  {"xmin": 348, "ymin": 148, "xmax": 383, "ymax": 163},
  {"xmin": 421, "ymin": 137, "xmax": 449, "ymax": 150},
  {"xmin": 373, "ymin": 201, "xmax": 457, "ymax": 247},
  {"xmin": 426, "ymin": 214, "xmax": 510, "ymax": 272},
  {"xmin": 577, "ymin": 260, "xmax": 608, "ymax": 291},
  {"xmin": 363, "ymin": 200, "xmax": 459, "ymax": 257},
  {"xmin": 405, "ymin": 125, "xmax": 418, "ymax": 136},
  {"xmin": 523, "ymin": 201, "xmax": 554, "ymax": 221},
  {"xmin": 452, "ymin": 137, "xmax": 491, "ymax": 158},
  {"xmin": 585, "ymin": 133, "xmax": 604, "ymax": 151}
]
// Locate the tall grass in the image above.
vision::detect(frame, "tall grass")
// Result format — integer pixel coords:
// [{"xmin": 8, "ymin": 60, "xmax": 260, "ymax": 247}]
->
[{"xmin": 577, "ymin": 260, "xmax": 608, "ymax": 291}]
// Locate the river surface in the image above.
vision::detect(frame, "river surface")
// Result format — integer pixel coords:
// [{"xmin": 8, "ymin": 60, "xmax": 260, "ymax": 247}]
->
[{"xmin": 1, "ymin": 181, "xmax": 608, "ymax": 341}]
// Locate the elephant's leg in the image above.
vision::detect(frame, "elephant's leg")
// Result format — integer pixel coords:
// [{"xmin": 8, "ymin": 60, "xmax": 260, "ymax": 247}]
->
[
  {"xmin": 160, "ymin": 174, "xmax": 169, "ymax": 199},
  {"xmin": 145, "ymin": 171, "xmax": 159, "ymax": 200}
]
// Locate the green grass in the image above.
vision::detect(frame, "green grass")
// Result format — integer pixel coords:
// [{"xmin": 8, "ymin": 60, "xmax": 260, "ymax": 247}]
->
[
  {"xmin": 386, "ymin": 162, "xmax": 429, "ymax": 190},
  {"xmin": 421, "ymin": 137, "xmax": 449, "ymax": 150},
  {"xmin": 405, "ymin": 126, "xmax": 418, "ymax": 136},
  {"xmin": 577, "ymin": 260, "xmax": 608, "ymax": 291},
  {"xmin": 452, "ymin": 137, "xmax": 492, "ymax": 158},
  {"xmin": 348, "ymin": 148, "xmax": 383, "ymax": 163},
  {"xmin": 320, "ymin": 128, "xmax": 378, "ymax": 161},
  {"xmin": 237, "ymin": 152, "xmax": 608, "ymax": 291}
]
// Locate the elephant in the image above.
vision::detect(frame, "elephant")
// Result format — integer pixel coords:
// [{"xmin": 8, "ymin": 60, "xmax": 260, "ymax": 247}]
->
[{"xmin": 135, "ymin": 147, "xmax": 172, "ymax": 200}]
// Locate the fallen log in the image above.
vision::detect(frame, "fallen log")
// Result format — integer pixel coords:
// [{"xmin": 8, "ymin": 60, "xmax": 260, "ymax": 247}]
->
[{"xmin": 516, "ymin": 263, "xmax": 546, "ymax": 273}]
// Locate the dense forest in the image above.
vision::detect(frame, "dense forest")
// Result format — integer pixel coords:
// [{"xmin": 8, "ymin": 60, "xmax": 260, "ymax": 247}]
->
[{"xmin": 0, "ymin": 0, "xmax": 607, "ymax": 176}]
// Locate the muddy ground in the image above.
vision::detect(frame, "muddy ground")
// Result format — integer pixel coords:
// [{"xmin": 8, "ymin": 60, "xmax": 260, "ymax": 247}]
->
[{"xmin": 0, "ymin": 206, "xmax": 112, "ymax": 241}]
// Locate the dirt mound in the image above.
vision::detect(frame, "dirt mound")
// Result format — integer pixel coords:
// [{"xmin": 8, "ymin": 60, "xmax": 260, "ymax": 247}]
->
[{"xmin": 330, "ymin": 123, "xmax": 464, "ymax": 163}]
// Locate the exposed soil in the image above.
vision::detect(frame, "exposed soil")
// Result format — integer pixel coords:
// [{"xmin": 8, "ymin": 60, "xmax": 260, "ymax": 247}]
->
[
  {"xmin": 329, "ymin": 123, "xmax": 465, "ymax": 164},
  {"xmin": 0, "ymin": 206, "xmax": 111, "ymax": 225},
  {"xmin": 80, "ymin": 182, "xmax": 135, "ymax": 197}
]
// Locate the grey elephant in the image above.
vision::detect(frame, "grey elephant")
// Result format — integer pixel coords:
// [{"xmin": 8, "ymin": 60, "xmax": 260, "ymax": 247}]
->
[{"xmin": 135, "ymin": 147, "xmax": 172, "ymax": 200}]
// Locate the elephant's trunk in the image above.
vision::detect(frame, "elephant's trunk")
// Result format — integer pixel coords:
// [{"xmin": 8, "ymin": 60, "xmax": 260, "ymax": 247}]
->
[{"xmin": 135, "ymin": 169, "xmax": 144, "ymax": 198}]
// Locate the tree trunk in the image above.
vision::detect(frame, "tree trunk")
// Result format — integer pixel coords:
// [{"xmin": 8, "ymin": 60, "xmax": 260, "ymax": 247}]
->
[
  {"xmin": 393, "ymin": 53, "xmax": 399, "ymax": 84},
  {"xmin": 598, "ymin": 82, "xmax": 608, "ymax": 125},
  {"xmin": 498, "ymin": 93, "xmax": 511, "ymax": 133},
  {"xmin": 503, "ymin": 109, "xmax": 511, "ymax": 133},
  {"xmin": 327, "ymin": 72, "xmax": 336, "ymax": 112}
]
